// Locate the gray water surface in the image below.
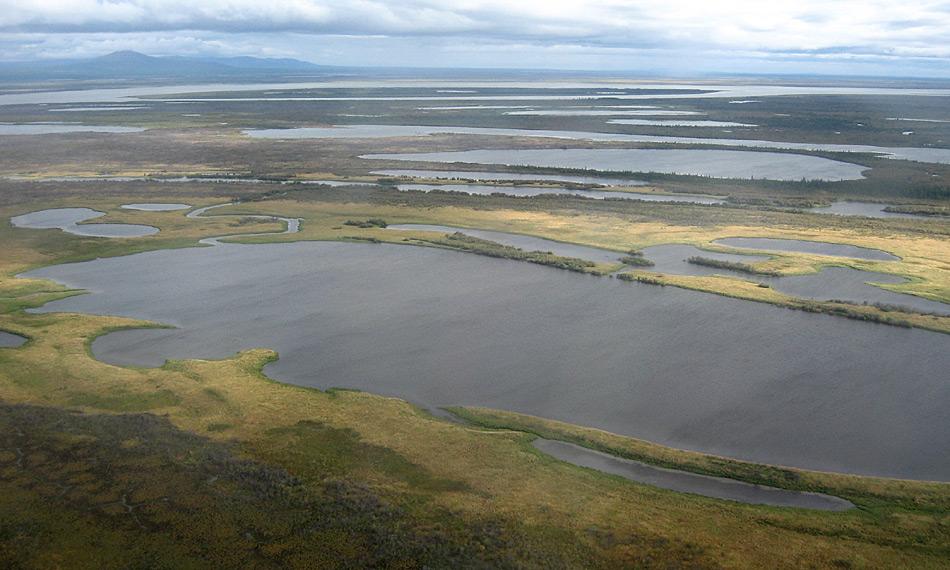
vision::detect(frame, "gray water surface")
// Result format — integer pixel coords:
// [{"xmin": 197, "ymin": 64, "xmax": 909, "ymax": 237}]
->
[
  {"xmin": 11, "ymin": 208, "xmax": 159, "ymax": 238},
  {"xmin": 714, "ymin": 238, "xmax": 898, "ymax": 261},
  {"xmin": 394, "ymin": 184, "xmax": 724, "ymax": 204},
  {"xmin": 365, "ymin": 148, "xmax": 866, "ymax": 182},
  {"xmin": 533, "ymin": 439, "xmax": 853, "ymax": 510},
  {"xmin": 23, "ymin": 241, "xmax": 950, "ymax": 480},
  {"xmin": 0, "ymin": 331, "xmax": 27, "ymax": 348}
]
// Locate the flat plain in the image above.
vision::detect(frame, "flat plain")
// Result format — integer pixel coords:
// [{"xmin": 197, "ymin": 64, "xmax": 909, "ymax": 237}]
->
[{"xmin": 1, "ymin": 78, "xmax": 949, "ymax": 568}]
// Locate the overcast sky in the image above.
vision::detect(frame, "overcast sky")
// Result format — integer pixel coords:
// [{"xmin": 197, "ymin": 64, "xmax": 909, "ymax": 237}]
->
[{"xmin": 2, "ymin": 0, "xmax": 950, "ymax": 76}]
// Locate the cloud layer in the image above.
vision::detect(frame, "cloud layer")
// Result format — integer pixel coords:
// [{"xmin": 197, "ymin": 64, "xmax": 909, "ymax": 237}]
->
[{"xmin": 2, "ymin": 0, "xmax": 949, "ymax": 75}]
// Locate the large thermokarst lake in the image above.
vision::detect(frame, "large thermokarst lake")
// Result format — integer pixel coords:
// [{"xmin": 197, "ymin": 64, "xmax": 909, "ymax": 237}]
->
[{"xmin": 25, "ymin": 240, "xmax": 950, "ymax": 481}]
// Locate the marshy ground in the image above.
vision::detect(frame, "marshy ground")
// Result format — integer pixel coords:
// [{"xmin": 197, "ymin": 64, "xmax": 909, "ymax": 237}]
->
[{"xmin": 1, "ymin": 83, "xmax": 948, "ymax": 568}]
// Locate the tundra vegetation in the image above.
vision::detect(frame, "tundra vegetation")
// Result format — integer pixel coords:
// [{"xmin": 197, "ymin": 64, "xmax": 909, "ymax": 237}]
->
[
  {"xmin": 0, "ymin": 88, "xmax": 948, "ymax": 567},
  {"xmin": 686, "ymin": 255, "xmax": 782, "ymax": 276}
]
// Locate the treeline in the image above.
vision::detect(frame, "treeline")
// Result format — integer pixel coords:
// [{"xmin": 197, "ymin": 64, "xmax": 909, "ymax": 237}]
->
[
  {"xmin": 882, "ymin": 205, "xmax": 950, "ymax": 217},
  {"xmin": 419, "ymin": 232, "xmax": 599, "ymax": 274},
  {"xmin": 686, "ymin": 256, "xmax": 780, "ymax": 276},
  {"xmin": 620, "ymin": 250, "xmax": 655, "ymax": 267},
  {"xmin": 344, "ymin": 218, "xmax": 388, "ymax": 228}
]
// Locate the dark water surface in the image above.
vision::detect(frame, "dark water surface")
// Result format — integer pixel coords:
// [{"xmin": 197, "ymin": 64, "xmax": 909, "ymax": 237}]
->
[
  {"xmin": 533, "ymin": 439, "xmax": 853, "ymax": 510},
  {"xmin": 23, "ymin": 241, "xmax": 950, "ymax": 480}
]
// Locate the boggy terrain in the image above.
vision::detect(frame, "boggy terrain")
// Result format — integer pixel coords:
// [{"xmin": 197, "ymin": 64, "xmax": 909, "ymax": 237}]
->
[
  {"xmin": 1, "ymin": 82, "xmax": 949, "ymax": 568},
  {"xmin": 2, "ymin": 184, "xmax": 949, "ymax": 567}
]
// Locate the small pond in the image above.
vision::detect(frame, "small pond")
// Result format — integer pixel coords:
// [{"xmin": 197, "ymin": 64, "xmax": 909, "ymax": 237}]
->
[
  {"xmin": 0, "ymin": 331, "xmax": 27, "ymax": 348},
  {"xmin": 534, "ymin": 439, "xmax": 853, "ymax": 511},
  {"xmin": 11, "ymin": 208, "xmax": 159, "ymax": 238}
]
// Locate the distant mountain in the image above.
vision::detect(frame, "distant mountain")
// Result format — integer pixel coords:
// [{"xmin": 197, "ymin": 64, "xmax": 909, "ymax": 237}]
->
[{"xmin": 0, "ymin": 50, "xmax": 333, "ymax": 80}]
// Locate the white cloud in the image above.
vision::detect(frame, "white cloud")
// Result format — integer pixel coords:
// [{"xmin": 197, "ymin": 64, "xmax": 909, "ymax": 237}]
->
[{"xmin": 0, "ymin": 1, "xmax": 948, "ymax": 74}]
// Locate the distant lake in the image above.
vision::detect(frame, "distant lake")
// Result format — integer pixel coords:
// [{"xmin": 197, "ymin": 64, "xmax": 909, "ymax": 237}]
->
[
  {"xmin": 371, "ymin": 169, "xmax": 648, "ymax": 186},
  {"xmin": 25, "ymin": 241, "xmax": 950, "ymax": 480},
  {"xmin": 0, "ymin": 123, "xmax": 144, "ymax": 135},
  {"xmin": 245, "ymin": 124, "xmax": 950, "ymax": 166},
  {"xmin": 393, "ymin": 184, "xmax": 725, "ymax": 204},
  {"xmin": 4, "ymin": 81, "xmax": 950, "ymax": 107},
  {"xmin": 806, "ymin": 201, "xmax": 938, "ymax": 219},
  {"xmin": 364, "ymin": 148, "xmax": 868, "ymax": 181}
]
